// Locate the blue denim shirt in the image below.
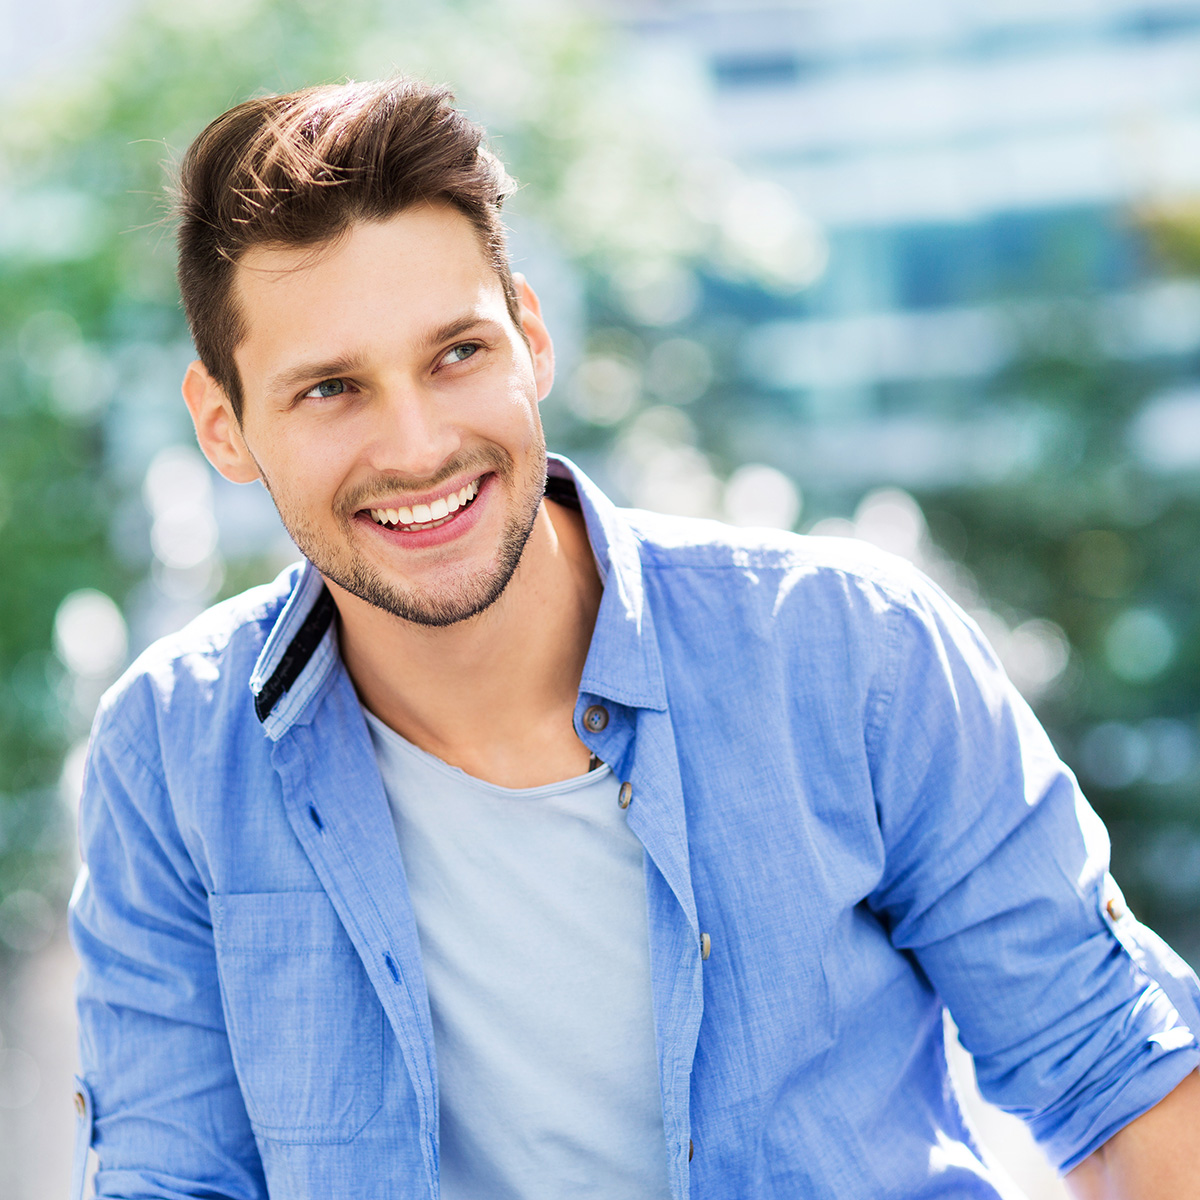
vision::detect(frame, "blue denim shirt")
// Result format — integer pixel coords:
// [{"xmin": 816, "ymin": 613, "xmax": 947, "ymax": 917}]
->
[{"xmin": 71, "ymin": 454, "xmax": 1200, "ymax": 1199}]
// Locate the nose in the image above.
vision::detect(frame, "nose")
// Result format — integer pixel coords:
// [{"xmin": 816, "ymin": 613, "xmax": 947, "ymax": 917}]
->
[{"xmin": 364, "ymin": 378, "xmax": 463, "ymax": 482}]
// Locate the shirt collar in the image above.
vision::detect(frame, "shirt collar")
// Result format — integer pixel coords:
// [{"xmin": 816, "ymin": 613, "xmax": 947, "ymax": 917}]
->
[
  {"xmin": 249, "ymin": 558, "xmax": 340, "ymax": 740},
  {"xmin": 250, "ymin": 453, "xmax": 667, "ymax": 737},
  {"xmin": 551, "ymin": 455, "xmax": 667, "ymax": 713}
]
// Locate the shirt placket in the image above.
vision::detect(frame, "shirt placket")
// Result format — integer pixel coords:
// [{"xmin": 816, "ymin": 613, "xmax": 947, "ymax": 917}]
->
[{"xmin": 576, "ymin": 693, "xmax": 705, "ymax": 1200}]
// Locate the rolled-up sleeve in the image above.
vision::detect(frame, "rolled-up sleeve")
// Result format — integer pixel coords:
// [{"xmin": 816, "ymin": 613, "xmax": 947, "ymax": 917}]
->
[
  {"xmin": 70, "ymin": 692, "xmax": 267, "ymax": 1199},
  {"xmin": 864, "ymin": 568, "xmax": 1200, "ymax": 1172}
]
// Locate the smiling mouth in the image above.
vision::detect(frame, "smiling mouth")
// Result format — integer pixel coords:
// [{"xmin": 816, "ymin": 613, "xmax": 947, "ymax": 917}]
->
[{"xmin": 365, "ymin": 477, "xmax": 482, "ymax": 533}]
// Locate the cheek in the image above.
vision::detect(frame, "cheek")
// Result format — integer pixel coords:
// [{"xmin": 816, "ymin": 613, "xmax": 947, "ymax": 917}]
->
[
  {"xmin": 494, "ymin": 374, "xmax": 543, "ymax": 437},
  {"xmin": 450, "ymin": 374, "xmax": 540, "ymax": 455},
  {"xmin": 252, "ymin": 428, "xmax": 350, "ymax": 513}
]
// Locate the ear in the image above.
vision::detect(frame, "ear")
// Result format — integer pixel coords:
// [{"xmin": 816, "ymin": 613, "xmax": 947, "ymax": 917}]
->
[
  {"xmin": 181, "ymin": 361, "xmax": 261, "ymax": 484},
  {"xmin": 512, "ymin": 274, "xmax": 555, "ymax": 403}
]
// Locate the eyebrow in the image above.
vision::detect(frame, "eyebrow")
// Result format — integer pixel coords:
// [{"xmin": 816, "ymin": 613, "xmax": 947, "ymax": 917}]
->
[
  {"xmin": 266, "ymin": 354, "xmax": 369, "ymax": 401},
  {"xmin": 264, "ymin": 313, "xmax": 501, "ymax": 401}
]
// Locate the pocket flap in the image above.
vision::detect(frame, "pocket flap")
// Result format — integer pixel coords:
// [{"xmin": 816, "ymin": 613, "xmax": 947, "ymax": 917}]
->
[{"xmin": 210, "ymin": 890, "xmax": 383, "ymax": 1143}]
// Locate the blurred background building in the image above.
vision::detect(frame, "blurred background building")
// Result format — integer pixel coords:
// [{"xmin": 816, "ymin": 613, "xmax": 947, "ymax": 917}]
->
[{"xmin": 4, "ymin": 0, "xmax": 1200, "ymax": 1195}]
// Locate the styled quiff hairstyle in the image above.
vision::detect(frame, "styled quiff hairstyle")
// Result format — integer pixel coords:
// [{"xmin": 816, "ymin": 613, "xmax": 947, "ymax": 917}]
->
[{"xmin": 175, "ymin": 77, "xmax": 520, "ymax": 421}]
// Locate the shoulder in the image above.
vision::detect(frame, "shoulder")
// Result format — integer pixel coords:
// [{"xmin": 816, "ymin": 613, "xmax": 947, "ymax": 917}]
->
[
  {"xmin": 92, "ymin": 564, "xmax": 302, "ymax": 750},
  {"xmin": 624, "ymin": 505, "xmax": 932, "ymax": 610},
  {"xmin": 621, "ymin": 506, "xmax": 987, "ymax": 686}
]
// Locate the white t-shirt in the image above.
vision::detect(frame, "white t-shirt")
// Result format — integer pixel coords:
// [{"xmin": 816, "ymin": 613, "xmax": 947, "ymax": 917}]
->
[{"xmin": 364, "ymin": 709, "xmax": 673, "ymax": 1200}]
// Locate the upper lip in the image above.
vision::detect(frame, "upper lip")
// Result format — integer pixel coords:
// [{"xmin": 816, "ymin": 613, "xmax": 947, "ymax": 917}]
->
[{"xmin": 355, "ymin": 471, "xmax": 486, "ymax": 514}]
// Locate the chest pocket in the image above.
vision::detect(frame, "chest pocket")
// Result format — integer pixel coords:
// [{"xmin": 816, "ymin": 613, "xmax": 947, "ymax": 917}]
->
[{"xmin": 211, "ymin": 890, "xmax": 384, "ymax": 1143}]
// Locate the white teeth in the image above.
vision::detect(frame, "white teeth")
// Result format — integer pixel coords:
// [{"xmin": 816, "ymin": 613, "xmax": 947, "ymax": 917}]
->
[{"xmin": 368, "ymin": 476, "xmax": 482, "ymax": 528}]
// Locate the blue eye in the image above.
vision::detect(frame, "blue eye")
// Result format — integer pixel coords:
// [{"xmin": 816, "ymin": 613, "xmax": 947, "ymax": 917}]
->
[
  {"xmin": 304, "ymin": 379, "xmax": 347, "ymax": 399},
  {"xmin": 444, "ymin": 343, "xmax": 479, "ymax": 365}
]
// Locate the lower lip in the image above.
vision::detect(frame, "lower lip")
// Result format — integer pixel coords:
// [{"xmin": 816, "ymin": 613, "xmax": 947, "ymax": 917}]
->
[{"xmin": 355, "ymin": 474, "xmax": 494, "ymax": 551}]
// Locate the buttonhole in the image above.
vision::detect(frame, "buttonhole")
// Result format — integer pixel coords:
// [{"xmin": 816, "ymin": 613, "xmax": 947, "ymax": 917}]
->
[
  {"xmin": 384, "ymin": 952, "xmax": 400, "ymax": 982},
  {"xmin": 309, "ymin": 805, "xmax": 323, "ymax": 830}
]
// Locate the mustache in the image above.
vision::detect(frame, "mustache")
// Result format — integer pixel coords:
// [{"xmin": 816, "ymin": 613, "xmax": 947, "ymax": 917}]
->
[{"xmin": 337, "ymin": 448, "xmax": 513, "ymax": 515}]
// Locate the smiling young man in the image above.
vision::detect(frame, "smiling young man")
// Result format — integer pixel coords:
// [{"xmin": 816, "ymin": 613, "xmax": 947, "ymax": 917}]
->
[{"xmin": 69, "ymin": 78, "xmax": 1200, "ymax": 1200}]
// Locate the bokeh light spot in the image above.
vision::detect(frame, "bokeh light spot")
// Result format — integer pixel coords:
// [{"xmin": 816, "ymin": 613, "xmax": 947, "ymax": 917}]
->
[
  {"xmin": 566, "ymin": 355, "xmax": 640, "ymax": 426},
  {"xmin": 1079, "ymin": 722, "xmax": 1150, "ymax": 788},
  {"xmin": 53, "ymin": 589, "xmax": 127, "ymax": 680},
  {"xmin": 1105, "ymin": 608, "xmax": 1175, "ymax": 683},
  {"xmin": 722, "ymin": 463, "xmax": 801, "ymax": 529},
  {"xmin": 853, "ymin": 487, "xmax": 926, "ymax": 561}
]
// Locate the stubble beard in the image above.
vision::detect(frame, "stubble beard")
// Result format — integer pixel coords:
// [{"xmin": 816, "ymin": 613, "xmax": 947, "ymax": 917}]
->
[{"xmin": 262, "ymin": 441, "xmax": 548, "ymax": 628}]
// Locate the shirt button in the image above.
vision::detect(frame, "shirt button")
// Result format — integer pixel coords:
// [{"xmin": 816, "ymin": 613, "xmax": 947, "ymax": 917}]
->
[
  {"xmin": 74, "ymin": 1090, "xmax": 86, "ymax": 1118},
  {"xmin": 583, "ymin": 704, "xmax": 609, "ymax": 733},
  {"xmin": 700, "ymin": 932, "xmax": 711, "ymax": 960},
  {"xmin": 618, "ymin": 781, "xmax": 632, "ymax": 809},
  {"xmin": 1106, "ymin": 895, "xmax": 1128, "ymax": 921}
]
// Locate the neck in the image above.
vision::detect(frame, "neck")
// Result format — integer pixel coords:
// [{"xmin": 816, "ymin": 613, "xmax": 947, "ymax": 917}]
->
[{"xmin": 329, "ymin": 498, "xmax": 603, "ymax": 788}]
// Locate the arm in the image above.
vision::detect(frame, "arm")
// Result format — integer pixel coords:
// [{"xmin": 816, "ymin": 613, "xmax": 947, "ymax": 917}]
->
[
  {"xmin": 862, "ymin": 563, "xmax": 1200, "ymax": 1174},
  {"xmin": 71, "ymin": 698, "xmax": 267, "ymax": 1198},
  {"xmin": 1066, "ymin": 1070, "xmax": 1200, "ymax": 1199}
]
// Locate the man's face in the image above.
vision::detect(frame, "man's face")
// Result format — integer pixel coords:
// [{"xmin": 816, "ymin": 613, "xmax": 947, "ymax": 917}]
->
[{"xmin": 225, "ymin": 204, "xmax": 553, "ymax": 627}]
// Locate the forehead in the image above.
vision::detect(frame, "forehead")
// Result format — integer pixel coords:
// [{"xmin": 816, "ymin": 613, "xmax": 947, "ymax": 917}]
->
[{"xmin": 231, "ymin": 204, "xmax": 506, "ymax": 372}]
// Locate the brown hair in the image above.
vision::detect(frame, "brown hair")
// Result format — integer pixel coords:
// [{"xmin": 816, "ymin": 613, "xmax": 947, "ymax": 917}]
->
[{"xmin": 174, "ymin": 78, "xmax": 520, "ymax": 420}]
